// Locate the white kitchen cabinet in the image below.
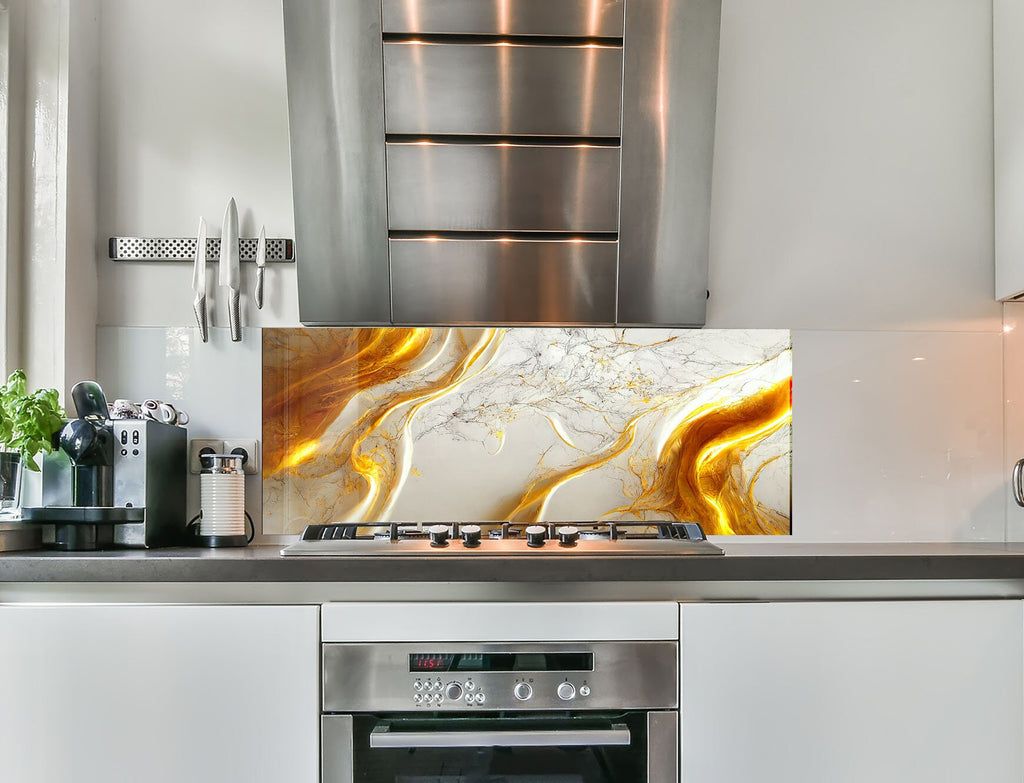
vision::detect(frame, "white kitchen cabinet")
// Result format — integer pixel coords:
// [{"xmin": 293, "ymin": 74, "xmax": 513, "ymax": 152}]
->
[
  {"xmin": 996, "ymin": 0, "xmax": 1024, "ymax": 300},
  {"xmin": 680, "ymin": 601, "xmax": 1023, "ymax": 783},
  {"xmin": 0, "ymin": 604, "xmax": 319, "ymax": 783}
]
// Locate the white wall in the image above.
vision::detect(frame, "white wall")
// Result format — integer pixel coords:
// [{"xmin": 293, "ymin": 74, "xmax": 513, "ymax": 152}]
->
[
  {"xmin": 91, "ymin": 0, "xmax": 1004, "ymax": 542},
  {"xmin": 96, "ymin": 0, "xmax": 296, "ymax": 328},
  {"xmin": 995, "ymin": 0, "xmax": 1024, "ymax": 301}
]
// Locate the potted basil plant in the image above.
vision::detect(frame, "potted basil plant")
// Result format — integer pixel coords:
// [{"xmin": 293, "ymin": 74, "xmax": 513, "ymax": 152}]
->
[{"xmin": 0, "ymin": 370, "xmax": 65, "ymax": 513}]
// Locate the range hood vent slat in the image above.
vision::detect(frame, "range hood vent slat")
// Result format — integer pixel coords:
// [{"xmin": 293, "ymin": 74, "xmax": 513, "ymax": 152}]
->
[
  {"xmin": 385, "ymin": 135, "xmax": 622, "ymax": 147},
  {"xmin": 382, "ymin": 33, "xmax": 623, "ymax": 47},
  {"xmin": 388, "ymin": 231, "xmax": 619, "ymax": 242},
  {"xmin": 381, "ymin": 0, "xmax": 626, "ymax": 38}
]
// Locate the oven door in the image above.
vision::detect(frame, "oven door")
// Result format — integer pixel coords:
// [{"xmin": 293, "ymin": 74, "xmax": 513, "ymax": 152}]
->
[{"xmin": 323, "ymin": 711, "xmax": 677, "ymax": 783}]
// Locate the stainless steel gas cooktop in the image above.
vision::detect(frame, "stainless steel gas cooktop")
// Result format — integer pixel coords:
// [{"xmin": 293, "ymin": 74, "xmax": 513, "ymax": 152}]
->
[{"xmin": 280, "ymin": 521, "xmax": 723, "ymax": 557}]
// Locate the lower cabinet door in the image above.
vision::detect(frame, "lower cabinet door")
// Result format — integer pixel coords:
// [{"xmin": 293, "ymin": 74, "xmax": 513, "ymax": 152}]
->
[
  {"xmin": 0, "ymin": 604, "xmax": 319, "ymax": 783},
  {"xmin": 680, "ymin": 600, "xmax": 1024, "ymax": 783}
]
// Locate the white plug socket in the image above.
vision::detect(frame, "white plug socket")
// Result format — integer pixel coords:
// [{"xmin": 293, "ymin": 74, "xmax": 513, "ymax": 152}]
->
[
  {"xmin": 223, "ymin": 438, "xmax": 260, "ymax": 475},
  {"xmin": 188, "ymin": 439, "xmax": 224, "ymax": 474}
]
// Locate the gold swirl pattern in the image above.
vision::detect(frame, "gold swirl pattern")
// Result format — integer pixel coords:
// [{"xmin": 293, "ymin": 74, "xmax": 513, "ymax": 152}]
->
[{"xmin": 262, "ymin": 328, "xmax": 792, "ymax": 535}]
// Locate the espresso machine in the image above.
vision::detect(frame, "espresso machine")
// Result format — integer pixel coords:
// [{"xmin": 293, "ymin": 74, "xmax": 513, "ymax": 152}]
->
[{"xmin": 22, "ymin": 381, "xmax": 187, "ymax": 550}]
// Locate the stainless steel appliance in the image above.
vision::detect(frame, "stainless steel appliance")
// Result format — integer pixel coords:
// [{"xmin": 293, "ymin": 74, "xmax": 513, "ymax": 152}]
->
[
  {"xmin": 284, "ymin": 0, "xmax": 722, "ymax": 327},
  {"xmin": 320, "ymin": 603, "xmax": 680, "ymax": 782},
  {"xmin": 24, "ymin": 421, "xmax": 188, "ymax": 548},
  {"xmin": 281, "ymin": 520, "xmax": 723, "ymax": 557}
]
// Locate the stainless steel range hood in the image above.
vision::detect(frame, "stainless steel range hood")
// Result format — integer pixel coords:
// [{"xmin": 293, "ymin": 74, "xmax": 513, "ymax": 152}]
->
[{"xmin": 283, "ymin": 0, "xmax": 721, "ymax": 327}]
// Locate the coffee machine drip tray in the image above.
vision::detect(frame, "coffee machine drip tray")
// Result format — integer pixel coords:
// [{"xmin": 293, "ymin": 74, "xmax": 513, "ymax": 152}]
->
[{"xmin": 21, "ymin": 506, "xmax": 146, "ymax": 551}]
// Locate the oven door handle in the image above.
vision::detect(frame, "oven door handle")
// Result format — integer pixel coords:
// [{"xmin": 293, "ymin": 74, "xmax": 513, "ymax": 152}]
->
[{"xmin": 369, "ymin": 723, "xmax": 632, "ymax": 749}]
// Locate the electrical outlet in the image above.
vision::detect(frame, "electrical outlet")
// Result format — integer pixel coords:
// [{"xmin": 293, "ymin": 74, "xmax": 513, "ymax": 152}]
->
[
  {"xmin": 188, "ymin": 439, "xmax": 224, "ymax": 474},
  {"xmin": 223, "ymin": 438, "xmax": 260, "ymax": 475}
]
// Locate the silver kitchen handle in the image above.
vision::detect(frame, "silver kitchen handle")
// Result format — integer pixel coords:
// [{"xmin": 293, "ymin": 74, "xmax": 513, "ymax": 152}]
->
[
  {"xmin": 1014, "ymin": 458, "xmax": 1024, "ymax": 507},
  {"xmin": 228, "ymin": 288, "xmax": 241, "ymax": 342},
  {"xmin": 254, "ymin": 265, "xmax": 265, "ymax": 310},
  {"xmin": 369, "ymin": 723, "xmax": 631, "ymax": 749},
  {"xmin": 192, "ymin": 293, "xmax": 208, "ymax": 343}
]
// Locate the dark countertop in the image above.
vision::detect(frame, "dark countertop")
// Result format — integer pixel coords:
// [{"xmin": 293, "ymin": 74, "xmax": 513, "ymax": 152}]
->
[{"xmin": 3, "ymin": 541, "xmax": 1024, "ymax": 584}]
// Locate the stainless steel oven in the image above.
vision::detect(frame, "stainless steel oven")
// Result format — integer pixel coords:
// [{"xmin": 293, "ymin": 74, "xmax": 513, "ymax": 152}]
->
[{"xmin": 321, "ymin": 641, "xmax": 678, "ymax": 783}]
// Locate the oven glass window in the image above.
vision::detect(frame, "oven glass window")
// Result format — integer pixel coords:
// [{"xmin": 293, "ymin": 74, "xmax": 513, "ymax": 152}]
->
[{"xmin": 350, "ymin": 713, "xmax": 647, "ymax": 783}]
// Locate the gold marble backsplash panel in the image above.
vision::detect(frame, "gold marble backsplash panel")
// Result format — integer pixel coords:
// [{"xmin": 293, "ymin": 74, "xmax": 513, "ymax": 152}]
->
[{"xmin": 263, "ymin": 328, "xmax": 792, "ymax": 535}]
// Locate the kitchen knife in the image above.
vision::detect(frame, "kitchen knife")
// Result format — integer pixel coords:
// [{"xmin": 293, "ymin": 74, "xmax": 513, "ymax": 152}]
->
[
  {"xmin": 254, "ymin": 224, "xmax": 266, "ymax": 310},
  {"xmin": 219, "ymin": 197, "xmax": 241, "ymax": 342},
  {"xmin": 192, "ymin": 217, "xmax": 209, "ymax": 342}
]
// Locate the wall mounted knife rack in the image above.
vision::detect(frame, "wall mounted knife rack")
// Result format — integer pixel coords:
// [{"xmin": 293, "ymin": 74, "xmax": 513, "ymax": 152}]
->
[{"xmin": 108, "ymin": 237, "xmax": 295, "ymax": 263}]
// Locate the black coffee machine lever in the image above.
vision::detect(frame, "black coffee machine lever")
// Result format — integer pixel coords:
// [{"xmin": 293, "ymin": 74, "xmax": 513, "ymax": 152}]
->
[{"xmin": 70, "ymin": 380, "xmax": 110, "ymax": 421}]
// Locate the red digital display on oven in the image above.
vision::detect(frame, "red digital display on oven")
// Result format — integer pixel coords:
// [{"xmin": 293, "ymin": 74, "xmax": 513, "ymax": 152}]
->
[{"xmin": 410, "ymin": 654, "xmax": 455, "ymax": 672}]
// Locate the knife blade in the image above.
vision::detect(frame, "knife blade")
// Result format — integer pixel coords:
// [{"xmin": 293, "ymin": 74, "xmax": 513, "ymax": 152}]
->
[
  {"xmin": 254, "ymin": 224, "xmax": 266, "ymax": 310},
  {"xmin": 191, "ymin": 217, "xmax": 209, "ymax": 342},
  {"xmin": 219, "ymin": 197, "xmax": 241, "ymax": 342}
]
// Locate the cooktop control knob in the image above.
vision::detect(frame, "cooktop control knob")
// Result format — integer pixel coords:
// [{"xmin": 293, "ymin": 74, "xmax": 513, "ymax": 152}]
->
[
  {"xmin": 514, "ymin": 682, "xmax": 533, "ymax": 701},
  {"xmin": 556, "ymin": 525, "xmax": 579, "ymax": 546},
  {"xmin": 556, "ymin": 682, "xmax": 576, "ymax": 701},
  {"xmin": 525, "ymin": 525, "xmax": 547, "ymax": 547},
  {"xmin": 461, "ymin": 524, "xmax": 482, "ymax": 548},
  {"xmin": 445, "ymin": 682, "xmax": 463, "ymax": 701},
  {"xmin": 428, "ymin": 524, "xmax": 450, "ymax": 547}
]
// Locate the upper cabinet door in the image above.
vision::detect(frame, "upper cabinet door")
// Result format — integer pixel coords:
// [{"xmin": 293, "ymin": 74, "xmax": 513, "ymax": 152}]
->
[{"xmin": 995, "ymin": 0, "xmax": 1024, "ymax": 300}]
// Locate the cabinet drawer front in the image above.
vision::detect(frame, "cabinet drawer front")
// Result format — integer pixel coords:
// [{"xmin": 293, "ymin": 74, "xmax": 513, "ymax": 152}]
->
[
  {"xmin": 386, "ymin": 143, "xmax": 621, "ymax": 232},
  {"xmin": 384, "ymin": 42, "xmax": 623, "ymax": 137},
  {"xmin": 382, "ymin": 0, "xmax": 625, "ymax": 37},
  {"xmin": 390, "ymin": 238, "xmax": 617, "ymax": 324}
]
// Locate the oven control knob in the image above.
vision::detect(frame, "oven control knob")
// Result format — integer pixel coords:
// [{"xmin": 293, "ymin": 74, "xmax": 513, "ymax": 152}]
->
[
  {"xmin": 579, "ymin": 685, "xmax": 591, "ymax": 697},
  {"xmin": 428, "ymin": 524, "xmax": 450, "ymax": 547},
  {"xmin": 556, "ymin": 526, "xmax": 579, "ymax": 546},
  {"xmin": 513, "ymin": 682, "xmax": 533, "ymax": 701},
  {"xmin": 556, "ymin": 682, "xmax": 576, "ymax": 701},
  {"xmin": 525, "ymin": 525, "xmax": 547, "ymax": 547},
  {"xmin": 445, "ymin": 682, "xmax": 464, "ymax": 701},
  {"xmin": 461, "ymin": 524, "xmax": 482, "ymax": 548}
]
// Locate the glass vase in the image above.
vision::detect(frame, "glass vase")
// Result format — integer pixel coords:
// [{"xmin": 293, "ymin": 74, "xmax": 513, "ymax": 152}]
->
[{"xmin": 0, "ymin": 451, "xmax": 23, "ymax": 517}]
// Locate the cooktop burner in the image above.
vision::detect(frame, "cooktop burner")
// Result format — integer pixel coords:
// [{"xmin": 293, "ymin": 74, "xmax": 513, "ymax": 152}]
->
[{"xmin": 280, "ymin": 521, "xmax": 723, "ymax": 557}]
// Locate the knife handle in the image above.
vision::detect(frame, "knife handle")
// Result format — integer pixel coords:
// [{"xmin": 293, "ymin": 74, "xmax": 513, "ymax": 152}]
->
[
  {"xmin": 255, "ymin": 267, "xmax": 265, "ymax": 310},
  {"xmin": 193, "ymin": 295, "xmax": 209, "ymax": 343},
  {"xmin": 229, "ymin": 289, "xmax": 242, "ymax": 342}
]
